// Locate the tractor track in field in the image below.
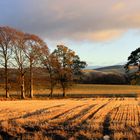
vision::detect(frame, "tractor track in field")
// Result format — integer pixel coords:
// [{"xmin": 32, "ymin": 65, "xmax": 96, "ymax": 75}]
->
[
  {"xmin": 0, "ymin": 104, "xmax": 65, "ymax": 132},
  {"xmin": 48, "ymin": 104, "xmax": 85, "ymax": 120},
  {"xmin": 21, "ymin": 104, "xmax": 87, "ymax": 138},
  {"xmin": 30, "ymin": 104, "xmax": 85, "ymax": 127},
  {"xmin": 62, "ymin": 104, "xmax": 96, "ymax": 124},
  {"xmin": 0, "ymin": 104, "xmax": 85, "ymax": 139},
  {"xmin": 9, "ymin": 104, "xmax": 64, "ymax": 121},
  {"xmin": 44, "ymin": 101, "xmax": 111, "ymax": 134},
  {"xmin": 46, "ymin": 104, "xmax": 97, "ymax": 130},
  {"xmin": 81, "ymin": 101, "xmax": 110, "ymax": 124},
  {"xmin": 65, "ymin": 100, "xmax": 112, "ymax": 134}
]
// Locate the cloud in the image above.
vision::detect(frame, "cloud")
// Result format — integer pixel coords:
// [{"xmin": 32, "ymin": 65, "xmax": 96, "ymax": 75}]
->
[
  {"xmin": 73, "ymin": 29, "xmax": 125, "ymax": 41},
  {"xmin": 112, "ymin": 1, "xmax": 126, "ymax": 11},
  {"xmin": 0, "ymin": 0, "xmax": 140, "ymax": 41}
]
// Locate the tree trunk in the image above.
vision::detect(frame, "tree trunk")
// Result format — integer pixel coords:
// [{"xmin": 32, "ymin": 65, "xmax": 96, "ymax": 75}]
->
[
  {"xmin": 62, "ymin": 88, "xmax": 65, "ymax": 97},
  {"xmin": 49, "ymin": 83, "xmax": 54, "ymax": 97},
  {"xmin": 21, "ymin": 74, "xmax": 25, "ymax": 99},
  {"xmin": 5, "ymin": 64, "xmax": 9, "ymax": 98},
  {"xmin": 62, "ymin": 84, "xmax": 66, "ymax": 97},
  {"xmin": 29, "ymin": 64, "xmax": 33, "ymax": 98},
  {"xmin": 49, "ymin": 77, "xmax": 54, "ymax": 97},
  {"xmin": 139, "ymin": 64, "xmax": 140, "ymax": 72}
]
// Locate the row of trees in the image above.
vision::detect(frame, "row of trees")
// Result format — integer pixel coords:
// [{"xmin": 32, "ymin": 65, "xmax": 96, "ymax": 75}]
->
[{"xmin": 0, "ymin": 26, "xmax": 86, "ymax": 98}]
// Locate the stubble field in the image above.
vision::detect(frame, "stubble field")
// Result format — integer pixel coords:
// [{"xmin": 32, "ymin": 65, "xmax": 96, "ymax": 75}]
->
[{"xmin": 0, "ymin": 98, "xmax": 140, "ymax": 140}]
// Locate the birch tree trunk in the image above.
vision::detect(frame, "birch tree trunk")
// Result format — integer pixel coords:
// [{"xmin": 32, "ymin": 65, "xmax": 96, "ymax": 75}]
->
[
  {"xmin": 21, "ymin": 72, "xmax": 25, "ymax": 99},
  {"xmin": 29, "ymin": 63, "xmax": 33, "ymax": 98},
  {"xmin": 5, "ymin": 62, "xmax": 9, "ymax": 98}
]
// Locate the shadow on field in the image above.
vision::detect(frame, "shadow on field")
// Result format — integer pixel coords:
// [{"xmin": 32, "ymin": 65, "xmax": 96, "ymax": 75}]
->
[
  {"xmin": 0, "ymin": 92, "xmax": 138, "ymax": 100},
  {"xmin": 34, "ymin": 93, "xmax": 138, "ymax": 98}
]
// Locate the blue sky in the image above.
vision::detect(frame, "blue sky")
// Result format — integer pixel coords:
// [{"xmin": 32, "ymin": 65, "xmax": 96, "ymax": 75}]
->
[
  {"xmin": 0, "ymin": 0, "xmax": 140, "ymax": 66},
  {"xmin": 46, "ymin": 30, "xmax": 140, "ymax": 66}
]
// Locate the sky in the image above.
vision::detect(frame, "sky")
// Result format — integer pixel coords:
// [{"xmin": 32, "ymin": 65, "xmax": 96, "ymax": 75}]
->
[{"xmin": 0, "ymin": 0, "xmax": 140, "ymax": 67}]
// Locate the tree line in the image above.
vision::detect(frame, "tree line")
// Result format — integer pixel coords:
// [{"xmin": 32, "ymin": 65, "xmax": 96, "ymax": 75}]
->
[
  {"xmin": 0, "ymin": 26, "xmax": 87, "ymax": 98},
  {"xmin": 81, "ymin": 72, "xmax": 128, "ymax": 85}
]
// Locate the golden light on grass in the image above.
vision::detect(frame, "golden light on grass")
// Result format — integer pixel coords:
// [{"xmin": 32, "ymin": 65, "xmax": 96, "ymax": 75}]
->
[{"xmin": 0, "ymin": 98, "xmax": 139, "ymax": 139}]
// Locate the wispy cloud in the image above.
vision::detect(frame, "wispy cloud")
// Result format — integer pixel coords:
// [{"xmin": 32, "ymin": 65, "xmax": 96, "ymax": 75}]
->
[{"xmin": 73, "ymin": 29, "xmax": 125, "ymax": 42}]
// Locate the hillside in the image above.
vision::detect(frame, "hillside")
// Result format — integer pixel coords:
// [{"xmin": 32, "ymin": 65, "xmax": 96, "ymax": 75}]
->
[
  {"xmin": 94, "ymin": 65, "xmax": 125, "ymax": 74},
  {"xmin": 82, "ymin": 65, "xmax": 128, "ymax": 84}
]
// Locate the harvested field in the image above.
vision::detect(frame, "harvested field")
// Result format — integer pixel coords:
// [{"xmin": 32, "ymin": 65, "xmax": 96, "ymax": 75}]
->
[{"xmin": 0, "ymin": 98, "xmax": 140, "ymax": 140}]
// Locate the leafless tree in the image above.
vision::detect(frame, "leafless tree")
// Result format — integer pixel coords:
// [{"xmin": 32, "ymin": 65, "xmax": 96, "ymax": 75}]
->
[
  {"xmin": 0, "ymin": 26, "xmax": 16, "ymax": 98},
  {"xmin": 12, "ymin": 30, "xmax": 27, "ymax": 99},
  {"xmin": 24, "ymin": 33, "xmax": 46, "ymax": 98}
]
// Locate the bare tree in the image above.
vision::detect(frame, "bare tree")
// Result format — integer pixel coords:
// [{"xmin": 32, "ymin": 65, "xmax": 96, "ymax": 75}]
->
[
  {"xmin": 24, "ymin": 33, "xmax": 46, "ymax": 98},
  {"xmin": 12, "ymin": 30, "xmax": 27, "ymax": 99},
  {"xmin": 0, "ymin": 26, "xmax": 16, "ymax": 98}
]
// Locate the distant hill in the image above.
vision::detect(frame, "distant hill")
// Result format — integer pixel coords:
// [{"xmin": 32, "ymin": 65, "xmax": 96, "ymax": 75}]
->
[
  {"xmin": 82, "ymin": 65, "xmax": 129, "ymax": 84},
  {"xmin": 86, "ymin": 66, "xmax": 101, "ymax": 69},
  {"xmin": 94, "ymin": 65, "xmax": 125, "ymax": 74}
]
